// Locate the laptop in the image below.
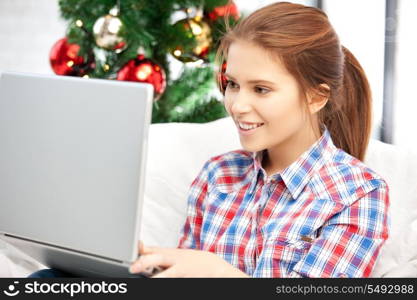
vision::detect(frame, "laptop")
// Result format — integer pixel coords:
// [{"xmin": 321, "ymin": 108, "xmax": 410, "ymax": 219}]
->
[{"xmin": 0, "ymin": 72, "xmax": 155, "ymax": 277}]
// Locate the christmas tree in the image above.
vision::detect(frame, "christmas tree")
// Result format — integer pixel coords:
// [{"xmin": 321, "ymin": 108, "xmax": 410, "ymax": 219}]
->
[{"xmin": 50, "ymin": 0, "xmax": 241, "ymax": 123}]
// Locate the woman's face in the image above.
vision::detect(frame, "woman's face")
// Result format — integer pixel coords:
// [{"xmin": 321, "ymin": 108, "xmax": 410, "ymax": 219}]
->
[{"xmin": 223, "ymin": 39, "xmax": 310, "ymax": 153}]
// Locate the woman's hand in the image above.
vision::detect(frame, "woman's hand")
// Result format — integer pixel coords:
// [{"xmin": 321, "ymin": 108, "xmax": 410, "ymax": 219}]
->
[{"xmin": 129, "ymin": 241, "xmax": 250, "ymax": 278}]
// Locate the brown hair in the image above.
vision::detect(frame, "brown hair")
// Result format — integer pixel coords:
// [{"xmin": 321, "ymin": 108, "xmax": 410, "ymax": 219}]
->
[{"xmin": 215, "ymin": 1, "xmax": 372, "ymax": 161}]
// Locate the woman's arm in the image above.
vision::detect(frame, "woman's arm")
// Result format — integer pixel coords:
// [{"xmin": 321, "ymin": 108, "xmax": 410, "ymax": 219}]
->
[
  {"xmin": 130, "ymin": 160, "xmax": 250, "ymax": 278},
  {"xmin": 130, "ymin": 244, "xmax": 250, "ymax": 278},
  {"xmin": 177, "ymin": 160, "xmax": 211, "ymax": 250}
]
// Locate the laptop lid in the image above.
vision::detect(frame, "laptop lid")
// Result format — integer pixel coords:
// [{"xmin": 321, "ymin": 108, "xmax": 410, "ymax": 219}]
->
[{"xmin": 0, "ymin": 72, "xmax": 153, "ymax": 263}]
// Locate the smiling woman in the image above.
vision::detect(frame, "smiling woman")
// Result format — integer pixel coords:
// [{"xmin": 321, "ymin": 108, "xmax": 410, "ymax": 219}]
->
[
  {"xmin": 150, "ymin": 1, "xmax": 388, "ymax": 278},
  {"xmin": 222, "ymin": 39, "xmax": 325, "ymax": 174}
]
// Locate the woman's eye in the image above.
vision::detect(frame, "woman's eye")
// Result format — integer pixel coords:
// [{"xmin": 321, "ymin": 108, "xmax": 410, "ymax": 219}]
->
[
  {"xmin": 254, "ymin": 86, "xmax": 270, "ymax": 94},
  {"xmin": 225, "ymin": 80, "xmax": 238, "ymax": 89},
  {"xmin": 225, "ymin": 80, "xmax": 270, "ymax": 94}
]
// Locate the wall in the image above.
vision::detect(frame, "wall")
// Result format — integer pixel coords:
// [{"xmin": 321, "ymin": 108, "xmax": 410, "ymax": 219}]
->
[{"xmin": 0, "ymin": 0, "xmax": 66, "ymax": 74}]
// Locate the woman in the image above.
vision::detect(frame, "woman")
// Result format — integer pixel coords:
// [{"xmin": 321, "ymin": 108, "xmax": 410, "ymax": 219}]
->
[{"xmin": 30, "ymin": 1, "xmax": 389, "ymax": 278}]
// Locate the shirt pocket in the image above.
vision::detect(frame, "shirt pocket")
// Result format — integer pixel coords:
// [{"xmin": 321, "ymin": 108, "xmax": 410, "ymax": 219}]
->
[
  {"xmin": 212, "ymin": 176, "xmax": 247, "ymax": 194},
  {"xmin": 265, "ymin": 236, "xmax": 313, "ymax": 276}
]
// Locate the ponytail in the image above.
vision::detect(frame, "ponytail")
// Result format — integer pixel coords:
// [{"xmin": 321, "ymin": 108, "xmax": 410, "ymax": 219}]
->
[{"xmin": 319, "ymin": 46, "xmax": 372, "ymax": 161}]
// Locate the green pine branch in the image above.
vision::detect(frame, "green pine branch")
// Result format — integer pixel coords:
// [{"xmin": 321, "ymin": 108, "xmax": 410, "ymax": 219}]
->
[{"xmin": 57, "ymin": 0, "xmax": 238, "ymax": 123}]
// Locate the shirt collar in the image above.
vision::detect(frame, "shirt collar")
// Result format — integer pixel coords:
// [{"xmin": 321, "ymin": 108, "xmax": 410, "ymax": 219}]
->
[{"xmin": 251, "ymin": 126, "xmax": 336, "ymax": 200}]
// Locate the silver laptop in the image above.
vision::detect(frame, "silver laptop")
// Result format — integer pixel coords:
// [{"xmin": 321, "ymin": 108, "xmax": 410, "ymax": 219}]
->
[{"xmin": 0, "ymin": 72, "xmax": 154, "ymax": 277}]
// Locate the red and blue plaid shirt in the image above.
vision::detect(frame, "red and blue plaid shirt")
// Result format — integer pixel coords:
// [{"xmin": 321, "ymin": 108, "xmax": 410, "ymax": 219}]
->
[{"xmin": 178, "ymin": 127, "xmax": 390, "ymax": 278}]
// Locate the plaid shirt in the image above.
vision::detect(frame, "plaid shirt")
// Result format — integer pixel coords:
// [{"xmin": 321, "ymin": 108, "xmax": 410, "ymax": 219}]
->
[{"xmin": 177, "ymin": 128, "xmax": 390, "ymax": 278}]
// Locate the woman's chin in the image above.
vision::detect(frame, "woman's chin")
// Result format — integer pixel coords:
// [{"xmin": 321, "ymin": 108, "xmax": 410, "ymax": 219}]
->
[{"xmin": 240, "ymin": 142, "xmax": 265, "ymax": 153}]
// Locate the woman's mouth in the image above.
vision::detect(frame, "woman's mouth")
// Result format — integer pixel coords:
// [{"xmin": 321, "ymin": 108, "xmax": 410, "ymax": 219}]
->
[{"xmin": 237, "ymin": 122, "xmax": 264, "ymax": 135}]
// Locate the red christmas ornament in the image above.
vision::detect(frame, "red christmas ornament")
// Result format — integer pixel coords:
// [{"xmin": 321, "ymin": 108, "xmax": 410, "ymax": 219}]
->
[
  {"xmin": 117, "ymin": 54, "xmax": 166, "ymax": 101},
  {"xmin": 49, "ymin": 37, "xmax": 93, "ymax": 76},
  {"xmin": 206, "ymin": 1, "xmax": 240, "ymax": 21},
  {"xmin": 217, "ymin": 61, "xmax": 228, "ymax": 94}
]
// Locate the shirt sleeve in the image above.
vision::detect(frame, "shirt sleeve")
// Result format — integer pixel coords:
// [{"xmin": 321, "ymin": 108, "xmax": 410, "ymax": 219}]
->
[
  {"xmin": 288, "ymin": 180, "xmax": 390, "ymax": 278},
  {"xmin": 177, "ymin": 160, "xmax": 210, "ymax": 250}
]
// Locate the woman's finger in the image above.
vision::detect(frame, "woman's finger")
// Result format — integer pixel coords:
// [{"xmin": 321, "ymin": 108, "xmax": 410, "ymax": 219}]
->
[
  {"xmin": 130, "ymin": 253, "xmax": 173, "ymax": 274},
  {"xmin": 137, "ymin": 241, "xmax": 144, "ymax": 254},
  {"xmin": 151, "ymin": 266, "xmax": 179, "ymax": 278},
  {"xmin": 137, "ymin": 241, "xmax": 157, "ymax": 255}
]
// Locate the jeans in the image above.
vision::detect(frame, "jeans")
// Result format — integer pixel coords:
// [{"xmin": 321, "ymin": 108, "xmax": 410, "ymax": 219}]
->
[{"xmin": 28, "ymin": 268, "xmax": 76, "ymax": 278}]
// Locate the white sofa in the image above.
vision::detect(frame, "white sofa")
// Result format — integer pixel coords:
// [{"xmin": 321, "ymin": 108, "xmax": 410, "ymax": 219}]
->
[{"xmin": 1, "ymin": 117, "xmax": 417, "ymax": 277}]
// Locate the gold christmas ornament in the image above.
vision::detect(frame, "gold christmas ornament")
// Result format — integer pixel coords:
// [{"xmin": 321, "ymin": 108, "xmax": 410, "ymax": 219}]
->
[
  {"xmin": 93, "ymin": 11, "xmax": 127, "ymax": 52},
  {"xmin": 170, "ymin": 16, "xmax": 212, "ymax": 63},
  {"xmin": 75, "ymin": 19, "xmax": 83, "ymax": 27}
]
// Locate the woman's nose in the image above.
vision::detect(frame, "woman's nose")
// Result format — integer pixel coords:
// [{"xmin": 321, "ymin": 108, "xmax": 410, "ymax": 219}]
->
[{"xmin": 229, "ymin": 93, "xmax": 252, "ymax": 115}]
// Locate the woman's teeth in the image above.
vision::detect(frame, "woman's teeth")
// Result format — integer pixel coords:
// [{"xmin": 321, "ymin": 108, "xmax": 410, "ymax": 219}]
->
[{"xmin": 238, "ymin": 122, "xmax": 264, "ymax": 130}]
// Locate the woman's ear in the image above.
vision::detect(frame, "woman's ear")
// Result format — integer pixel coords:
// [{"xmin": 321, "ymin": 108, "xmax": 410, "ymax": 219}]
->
[{"xmin": 307, "ymin": 83, "xmax": 330, "ymax": 114}]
